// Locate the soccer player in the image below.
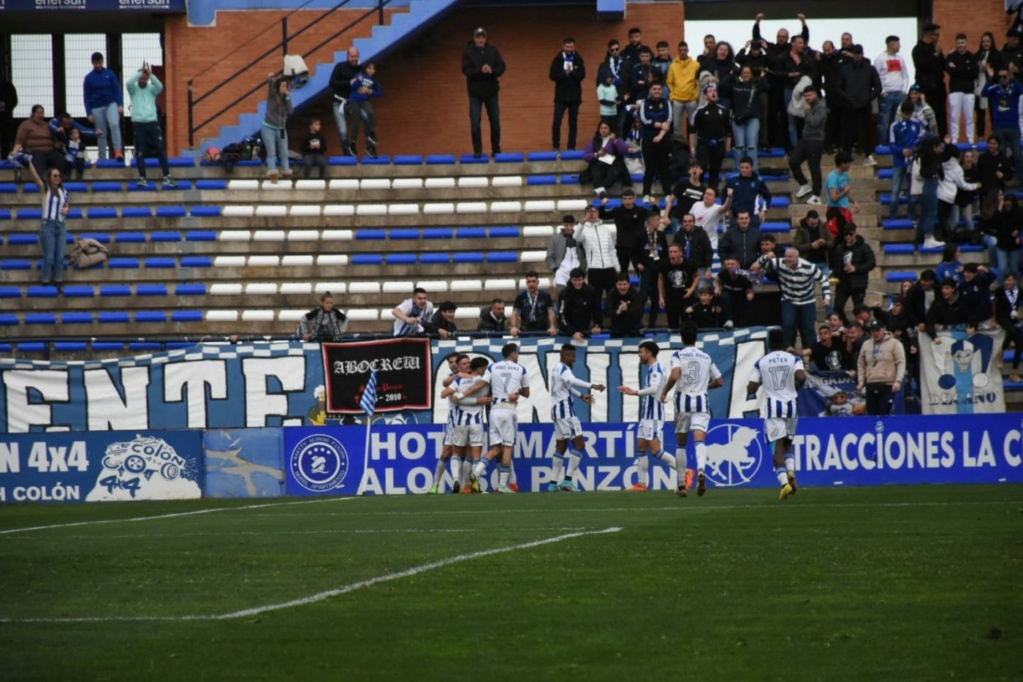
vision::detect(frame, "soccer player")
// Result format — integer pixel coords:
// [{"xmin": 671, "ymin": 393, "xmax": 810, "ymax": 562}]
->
[
  {"xmin": 430, "ymin": 354, "xmax": 470, "ymax": 494},
  {"xmin": 619, "ymin": 341, "xmax": 676, "ymax": 491},
  {"xmin": 661, "ymin": 321, "xmax": 724, "ymax": 497},
  {"xmin": 461, "ymin": 343, "xmax": 530, "ymax": 493},
  {"xmin": 549, "ymin": 343, "xmax": 606, "ymax": 492},
  {"xmin": 440, "ymin": 357, "xmax": 491, "ymax": 494},
  {"xmin": 746, "ymin": 328, "xmax": 807, "ymax": 501}
]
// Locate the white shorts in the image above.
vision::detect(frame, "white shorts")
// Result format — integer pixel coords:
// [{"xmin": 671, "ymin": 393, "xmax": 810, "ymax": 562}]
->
[
  {"xmin": 675, "ymin": 412, "xmax": 710, "ymax": 434},
  {"xmin": 553, "ymin": 416, "xmax": 583, "ymax": 441},
  {"xmin": 489, "ymin": 409, "xmax": 518, "ymax": 447},
  {"xmin": 638, "ymin": 419, "xmax": 664, "ymax": 442},
  {"xmin": 443, "ymin": 421, "xmax": 456, "ymax": 446},
  {"xmin": 765, "ymin": 417, "xmax": 798, "ymax": 443},
  {"xmin": 453, "ymin": 423, "xmax": 485, "ymax": 447}
]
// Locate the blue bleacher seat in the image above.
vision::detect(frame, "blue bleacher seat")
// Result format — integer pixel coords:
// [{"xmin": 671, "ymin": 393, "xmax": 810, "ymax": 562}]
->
[
  {"xmin": 92, "ymin": 181, "xmax": 122, "ymax": 192},
  {"xmin": 195, "ymin": 180, "xmax": 228, "ymax": 191},
  {"xmin": 527, "ymin": 175, "xmax": 558, "ymax": 186},
  {"xmin": 560, "ymin": 175, "xmax": 580, "ymax": 185},
  {"xmin": 232, "ymin": 160, "xmax": 262, "ymax": 167},
  {"xmin": 486, "ymin": 252, "xmax": 518, "ymax": 263},
  {"xmin": 528, "ymin": 151, "xmax": 558, "ymax": 162},
  {"xmin": 886, "ymin": 272, "xmax": 918, "ymax": 282},
  {"xmin": 0, "ymin": 314, "xmax": 18, "ymax": 325},
  {"xmin": 0, "ymin": 209, "xmax": 12, "ymax": 220},
  {"xmin": 490, "ymin": 227, "xmax": 521, "ymax": 238},
  {"xmin": 1, "ymin": 260, "xmax": 33, "ymax": 270},
  {"xmin": 127, "ymin": 182, "xmax": 157, "ymax": 192},
  {"xmin": 66, "ymin": 208, "xmax": 83, "ymax": 220},
  {"xmin": 883, "ymin": 218, "xmax": 914, "ymax": 229},
  {"xmin": 960, "ymin": 245, "xmax": 984, "ymax": 253},
  {"xmin": 80, "ymin": 232, "xmax": 111, "ymax": 243},
  {"xmin": 351, "ymin": 254, "xmax": 383, "ymax": 265},
  {"xmin": 63, "ymin": 285, "xmax": 93, "ymax": 297},
  {"xmin": 393, "ymin": 155, "xmax": 423, "ymax": 165},
  {"xmin": 129, "ymin": 342, "xmax": 163, "ymax": 350},
  {"xmin": 156, "ymin": 206, "xmax": 187, "ymax": 218},
  {"xmin": 60, "ymin": 313, "xmax": 93, "ymax": 325},
  {"xmin": 760, "ymin": 148, "xmax": 786, "ymax": 158},
  {"xmin": 361, "ymin": 155, "xmax": 391, "ymax": 165},
  {"xmin": 164, "ymin": 180, "xmax": 193, "ymax": 191},
  {"xmin": 420, "ymin": 253, "xmax": 449, "ymax": 264},
  {"xmin": 172, "ymin": 311, "xmax": 204, "ymax": 322},
  {"xmin": 919, "ymin": 245, "xmax": 944, "ymax": 254},
  {"xmin": 387, "ymin": 254, "xmax": 417, "ymax": 265},
  {"xmin": 769, "ymin": 197, "xmax": 790, "ymax": 208},
  {"xmin": 880, "ymin": 194, "xmax": 906, "ymax": 205},
  {"xmin": 95, "ymin": 159, "xmax": 125, "ymax": 169},
  {"xmin": 108, "ymin": 258, "xmax": 141, "ymax": 269},
  {"xmin": 191, "ymin": 206, "xmax": 222, "ymax": 217},
  {"xmin": 460, "ymin": 154, "xmax": 488, "ymax": 164},
  {"xmin": 151, "ymin": 232, "xmax": 182, "ymax": 242},
  {"xmin": 0, "ymin": 286, "xmax": 20, "ymax": 297},
  {"xmin": 88, "ymin": 207, "xmax": 118, "ymax": 219},
  {"xmin": 122, "ymin": 207, "xmax": 153, "ymax": 218},
  {"xmin": 18, "ymin": 208, "xmax": 43, "ymax": 220},
  {"xmin": 495, "ymin": 152, "xmax": 525, "ymax": 163},
  {"xmin": 65, "ymin": 233, "xmax": 76, "ymax": 244},
  {"xmin": 92, "ymin": 342, "xmax": 125, "ymax": 351},
  {"xmin": 22, "ymin": 184, "xmax": 38, "ymax": 193},
  {"xmin": 560, "ymin": 150, "xmax": 585, "ymax": 161},
  {"xmin": 116, "ymin": 232, "xmax": 147, "ymax": 243},
  {"xmin": 63, "ymin": 182, "xmax": 88, "ymax": 192},
  {"xmin": 0, "ymin": 344, "xmax": 10, "ymax": 352},
  {"xmin": 100, "ymin": 285, "xmax": 132, "ymax": 296},
  {"xmin": 427, "ymin": 155, "xmax": 457, "ymax": 165},
  {"xmin": 390, "ymin": 229, "xmax": 419, "ymax": 240},
  {"xmin": 99, "ymin": 312, "xmax": 131, "ymax": 323},
  {"xmin": 17, "ymin": 342, "xmax": 45, "ymax": 351},
  {"xmin": 9, "ymin": 234, "xmax": 38, "ymax": 245},
  {"xmin": 878, "ymin": 169, "xmax": 893, "ymax": 180},
  {"xmin": 883, "ymin": 244, "xmax": 916, "ymax": 254},
  {"xmin": 356, "ymin": 229, "xmax": 388, "ymax": 240},
  {"xmin": 328, "ymin": 156, "xmax": 358, "ymax": 166},
  {"xmin": 137, "ymin": 284, "xmax": 168, "ymax": 296},
  {"xmin": 186, "ymin": 231, "xmax": 217, "ymax": 241},
  {"xmin": 760, "ymin": 222, "xmax": 790, "ymax": 233},
  {"xmin": 453, "ymin": 253, "xmax": 485, "ymax": 263},
  {"xmin": 27, "ymin": 286, "xmax": 58, "ymax": 298},
  {"xmin": 423, "ymin": 228, "xmax": 454, "ymax": 239},
  {"xmin": 55, "ymin": 341, "xmax": 88, "ymax": 351},
  {"xmin": 456, "ymin": 228, "xmax": 487, "ymax": 239},
  {"xmin": 181, "ymin": 256, "xmax": 213, "ymax": 268},
  {"xmin": 136, "ymin": 311, "xmax": 167, "ymax": 323},
  {"xmin": 0, "ymin": 183, "xmax": 18, "ymax": 193},
  {"xmin": 25, "ymin": 313, "xmax": 57, "ymax": 325},
  {"xmin": 175, "ymin": 284, "xmax": 207, "ymax": 295},
  {"xmin": 166, "ymin": 342, "xmax": 195, "ymax": 349},
  {"xmin": 874, "ymin": 146, "xmax": 893, "ymax": 155}
]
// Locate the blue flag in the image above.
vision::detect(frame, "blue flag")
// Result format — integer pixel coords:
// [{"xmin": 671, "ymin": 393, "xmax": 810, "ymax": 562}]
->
[{"xmin": 360, "ymin": 370, "xmax": 378, "ymax": 416}]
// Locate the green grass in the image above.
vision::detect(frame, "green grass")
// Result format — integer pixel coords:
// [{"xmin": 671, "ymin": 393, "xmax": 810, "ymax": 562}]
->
[{"xmin": 1, "ymin": 486, "xmax": 1021, "ymax": 681}]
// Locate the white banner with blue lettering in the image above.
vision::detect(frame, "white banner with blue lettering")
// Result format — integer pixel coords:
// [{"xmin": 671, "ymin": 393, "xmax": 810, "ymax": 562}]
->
[
  {"xmin": 0, "ymin": 330, "xmax": 771, "ymax": 432},
  {"xmin": 918, "ymin": 329, "xmax": 1006, "ymax": 414}
]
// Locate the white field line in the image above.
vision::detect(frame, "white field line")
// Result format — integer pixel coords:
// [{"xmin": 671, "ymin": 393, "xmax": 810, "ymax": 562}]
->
[
  {"xmin": 0, "ymin": 496, "xmax": 359, "ymax": 536},
  {"xmin": 47, "ymin": 527, "xmax": 593, "ymax": 540},
  {"xmin": 0, "ymin": 526, "xmax": 623, "ymax": 624}
]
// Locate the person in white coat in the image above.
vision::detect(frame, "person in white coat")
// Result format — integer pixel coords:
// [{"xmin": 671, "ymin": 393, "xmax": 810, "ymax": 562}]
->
[{"xmin": 937, "ymin": 145, "xmax": 981, "ymax": 238}]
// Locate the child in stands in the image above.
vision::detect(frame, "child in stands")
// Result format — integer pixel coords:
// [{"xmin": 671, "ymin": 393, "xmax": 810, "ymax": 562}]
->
[{"xmin": 349, "ymin": 62, "xmax": 381, "ymax": 159}]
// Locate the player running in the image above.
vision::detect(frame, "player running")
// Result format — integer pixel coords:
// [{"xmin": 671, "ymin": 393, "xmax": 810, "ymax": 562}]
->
[
  {"xmin": 548, "ymin": 343, "xmax": 606, "ymax": 492},
  {"xmin": 461, "ymin": 343, "xmax": 530, "ymax": 493},
  {"xmin": 619, "ymin": 341, "xmax": 676, "ymax": 491},
  {"xmin": 661, "ymin": 321, "xmax": 724, "ymax": 498},
  {"xmin": 746, "ymin": 328, "xmax": 807, "ymax": 501},
  {"xmin": 429, "ymin": 353, "xmax": 467, "ymax": 494}
]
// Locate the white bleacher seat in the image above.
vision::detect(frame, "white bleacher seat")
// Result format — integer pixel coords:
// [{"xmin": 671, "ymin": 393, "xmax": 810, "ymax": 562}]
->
[
  {"xmin": 454, "ymin": 307, "xmax": 480, "ymax": 320},
  {"xmin": 523, "ymin": 226, "xmax": 554, "ymax": 237},
  {"xmin": 206, "ymin": 310, "xmax": 239, "ymax": 322},
  {"xmin": 556, "ymin": 199, "xmax": 588, "ymax": 212},
  {"xmin": 323, "ymin": 205, "xmax": 355, "ymax": 216},
  {"xmin": 456, "ymin": 202, "xmax": 487, "ymax": 214},
  {"xmin": 361, "ymin": 178, "xmax": 391, "ymax": 190},
  {"xmin": 281, "ymin": 255, "xmax": 314, "ymax": 266},
  {"xmin": 210, "ymin": 283, "xmax": 243, "ymax": 295},
  {"xmin": 393, "ymin": 178, "xmax": 424, "ymax": 189},
  {"xmin": 242, "ymin": 310, "xmax": 276, "ymax": 321},
  {"xmin": 518, "ymin": 277, "xmax": 552, "ymax": 289},
  {"xmin": 347, "ymin": 309, "xmax": 380, "ymax": 321},
  {"xmin": 458, "ymin": 177, "xmax": 489, "ymax": 188},
  {"xmin": 389, "ymin": 203, "xmax": 419, "ymax": 215},
  {"xmin": 321, "ymin": 229, "xmax": 354, "ymax": 240},
  {"xmin": 491, "ymin": 201, "xmax": 522, "ymax": 212},
  {"xmin": 223, "ymin": 206, "xmax": 255, "ymax": 217},
  {"xmin": 288, "ymin": 229, "xmax": 319, "ymax": 241},
  {"xmin": 424, "ymin": 177, "xmax": 456, "ymax": 189},
  {"xmin": 227, "ymin": 179, "xmax": 259, "ymax": 191},
  {"xmin": 316, "ymin": 255, "xmax": 349, "ymax": 266},
  {"xmin": 423, "ymin": 202, "xmax": 455, "ymax": 215},
  {"xmin": 248, "ymin": 255, "xmax": 280, "ymax": 267},
  {"xmin": 524, "ymin": 200, "xmax": 556, "ymax": 212},
  {"xmin": 290, "ymin": 206, "xmax": 322, "ymax": 217},
  {"xmin": 492, "ymin": 176, "xmax": 523, "ymax": 187},
  {"xmin": 213, "ymin": 256, "xmax": 247, "ymax": 267},
  {"xmin": 245, "ymin": 283, "xmax": 279, "ymax": 295},
  {"xmin": 450, "ymin": 279, "xmax": 483, "ymax": 292},
  {"xmin": 278, "ymin": 310, "xmax": 308, "ymax": 322},
  {"xmin": 253, "ymin": 230, "xmax": 286, "ymax": 241},
  {"xmin": 280, "ymin": 282, "xmax": 314, "ymax": 295},
  {"xmin": 382, "ymin": 281, "xmax": 415, "ymax": 293},
  {"xmin": 329, "ymin": 179, "xmax": 360, "ymax": 190},
  {"xmin": 485, "ymin": 278, "xmax": 516, "ymax": 291},
  {"xmin": 314, "ymin": 282, "xmax": 346, "ymax": 294},
  {"xmin": 348, "ymin": 282, "xmax": 382, "ymax": 294},
  {"xmin": 261, "ymin": 181, "xmax": 294, "ymax": 191},
  {"xmin": 356, "ymin": 204, "xmax": 388, "ymax": 216},
  {"xmin": 521, "ymin": 251, "xmax": 547, "ymax": 262},
  {"xmin": 294, "ymin": 179, "xmax": 326, "ymax": 191},
  {"xmin": 416, "ymin": 281, "xmax": 449, "ymax": 292},
  {"xmin": 219, "ymin": 230, "xmax": 252, "ymax": 241}
]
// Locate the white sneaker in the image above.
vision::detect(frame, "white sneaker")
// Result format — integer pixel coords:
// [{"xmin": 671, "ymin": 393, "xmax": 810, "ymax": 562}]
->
[
  {"xmin": 806, "ymin": 195, "xmax": 822, "ymax": 205},
  {"xmin": 723, "ymin": 320, "xmax": 734, "ymax": 330},
  {"xmin": 864, "ymin": 155, "xmax": 878, "ymax": 166},
  {"xmin": 643, "ymin": 195, "xmax": 655, "ymax": 204},
  {"xmin": 795, "ymin": 183, "xmax": 812, "ymax": 198},
  {"xmin": 922, "ymin": 237, "xmax": 946, "ymax": 249},
  {"xmin": 593, "ymin": 186, "xmax": 606, "ymax": 197},
  {"xmin": 496, "ymin": 485, "xmax": 516, "ymax": 494}
]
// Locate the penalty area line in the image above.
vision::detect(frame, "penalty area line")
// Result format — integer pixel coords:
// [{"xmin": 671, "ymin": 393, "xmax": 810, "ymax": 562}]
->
[{"xmin": 0, "ymin": 526, "xmax": 623, "ymax": 624}]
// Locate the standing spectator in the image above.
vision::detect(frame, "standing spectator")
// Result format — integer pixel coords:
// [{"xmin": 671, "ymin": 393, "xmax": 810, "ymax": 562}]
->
[
  {"xmin": 12, "ymin": 105, "xmax": 67, "ymax": 179},
  {"xmin": 804, "ymin": 324, "xmax": 851, "ymax": 372},
  {"xmin": 606, "ymin": 274, "xmax": 644, "ymax": 337},
  {"xmin": 1002, "ymin": 33, "xmax": 1023, "ymax": 74},
  {"xmin": 825, "ymin": 152, "xmax": 859, "ymax": 237},
  {"xmin": 582, "ymin": 122, "xmax": 629, "ymax": 198},
  {"xmin": 328, "ymin": 47, "xmax": 363, "ymax": 156},
  {"xmin": 653, "ymin": 41, "xmax": 673, "ymax": 83},
  {"xmin": 510, "ymin": 272, "xmax": 557, "ymax": 337},
  {"xmin": 684, "ymin": 287, "xmax": 724, "ymax": 329},
  {"xmin": 789, "ymin": 87, "xmax": 827, "ymax": 205},
  {"xmin": 596, "ymin": 67, "xmax": 620, "ymax": 131},
  {"xmin": 937, "ymin": 145, "xmax": 980, "ymax": 238},
  {"xmin": 725, "ymin": 157, "xmax": 771, "ymax": 229},
  {"xmin": 982, "ymin": 65, "xmax": 1023, "ymax": 184},
  {"xmin": 778, "ymin": 35, "xmax": 817, "ymax": 149},
  {"xmin": 690, "ymin": 186, "xmax": 731, "ymax": 250},
  {"xmin": 958, "ymin": 263, "xmax": 996, "ymax": 325},
  {"xmin": 392, "ymin": 287, "xmax": 434, "ymax": 336},
  {"xmin": 946, "ymin": 34, "xmax": 979, "ymax": 145},
  {"xmin": 992, "ymin": 192, "xmax": 1022, "ymax": 281},
  {"xmin": 300, "ymin": 118, "xmax": 328, "ymax": 179},
  {"xmin": 915, "ymin": 136, "xmax": 947, "ymax": 249},
  {"xmin": 126, "ymin": 61, "xmax": 176, "ymax": 188},
  {"xmin": 819, "ymin": 41, "xmax": 845, "ymax": 152},
  {"xmin": 995, "ymin": 271, "xmax": 1023, "ymax": 381},
  {"xmin": 735, "ymin": 39, "xmax": 772, "ymax": 149},
  {"xmin": 550, "ymin": 37, "xmax": 586, "ymax": 152},
  {"xmin": 936, "ymin": 244, "xmax": 964, "ymax": 286},
  {"xmin": 25, "ymin": 160, "xmax": 70, "ymax": 289},
  {"xmin": 690, "ymin": 85, "xmax": 730, "ymax": 189},
  {"xmin": 913, "ymin": 24, "xmax": 948, "ymax": 138},
  {"xmin": 49, "ymin": 112, "xmax": 98, "ymax": 180},
  {"xmin": 299, "ymin": 292, "xmax": 349, "ymax": 341},
  {"xmin": 424, "ymin": 301, "xmax": 459, "ymax": 339},
  {"xmin": 600, "ymin": 40, "xmax": 630, "ymax": 136},
  {"xmin": 462, "ymin": 27, "xmax": 506, "ymax": 158},
  {"xmin": 660, "ymin": 243, "xmax": 701, "ymax": 330},
  {"xmin": 83, "ymin": 52, "xmax": 123, "ymax": 161},
  {"xmin": 978, "ymin": 136, "xmax": 1011, "ymax": 218},
  {"xmin": 578, "ymin": 204, "xmax": 622, "ymax": 300},
  {"xmin": 700, "ymin": 43, "xmax": 738, "ymax": 112},
  {"xmin": 601, "ymin": 189, "xmax": 648, "ymax": 276},
  {"xmin": 874, "ymin": 36, "xmax": 911, "ymax": 149},
  {"xmin": 792, "ymin": 209, "xmax": 834, "ymax": 279},
  {"xmin": 925, "ymin": 277, "xmax": 977, "ymax": 337},
  {"xmin": 907, "ymin": 84, "xmax": 939, "ymax": 135},
  {"xmin": 718, "ymin": 210, "xmax": 762, "ymax": 269},
  {"xmin": 0, "ymin": 68, "xmax": 17, "ymax": 158},
  {"xmin": 730, "ymin": 66, "xmax": 766, "ymax": 172},
  {"xmin": 558, "ymin": 267, "xmax": 602, "ymax": 340},
  {"xmin": 715, "ymin": 257, "xmax": 755, "ymax": 329},
  {"xmin": 621, "ymin": 27, "xmax": 648, "ymax": 73},
  {"xmin": 666, "ymin": 41, "xmax": 700, "ymax": 136},
  {"xmin": 974, "ymin": 33, "xmax": 997, "ymax": 140},
  {"xmin": 672, "ymin": 213, "xmax": 713, "ymax": 278},
  {"xmin": 477, "ymin": 299, "xmax": 509, "ymax": 333},
  {"xmin": 750, "ymin": 247, "xmax": 832, "ymax": 349},
  {"xmin": 837, "ymin": 45, "xmax": 881, "ymax": 165},
  {"xmin": 261, "ymin": 75, "xmax": 293, "ymax": 183},
  {"xmin": 629, "ymin": 48, "xmax": 656, "ymax": 103},
  {"xmin": 664, "ymin": 160, "xmax": 705, "ymax": 232},
  {"xmin": 904, "ymin": 269, "xmax": 937, "ymax": 330},
  {"xmin": 856, "ymin": 320, "xmax": 906, "ymax": 415},
  {"xmin": 752, "ymin": 12, "xmax": 810, "ymax": 150},
  {"xmin": 348, "ymin": 62, "xmax": 381, "ymax": 159},
  {"xmin": 637, "ymin": 213, "xmax": 669, "ymax": 328},
  {"xmin": 888, "ymin": 100, "xmax": 924, "ymax": 219},
  {"xmin": 832, "ymin": 224, "xmax": 877, "ymax": 325},
  {"xmin": 546, "ymin": 215, "xmax": 587, "ymax": 295},
  {"xmin": 638, "ymin": 82, "xmax": 672, "ymax": 203}
]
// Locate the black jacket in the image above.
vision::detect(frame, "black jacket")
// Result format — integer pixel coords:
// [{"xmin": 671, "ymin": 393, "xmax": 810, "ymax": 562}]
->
[
  {"xmin": 329, "ymin": 61, "xmax": 360, "ymax": 99},
  {"xmin": 600, "ymin": 204, "xmax": 649, "ymax": 253},
  {"xmin": 833, "ymin": 235, "xmax": 876, "ymax": 290},
  {"xmin": 926, "ymin": 292, "xmax": 977, "ymax": 336},
  {"xmin": 978, "ymin": 151, "xmax": 1011, "ymax": 190},
  {"xmin": 837, "ymin": 59, "xmax": 881, "ymax": 109},
  {"xmin": 558, "ymin": 283, "xmax": 602, "ymax": 335},
  {"xmin": 903, "ymin": 281, "xmax": 934, "ymax": 328},
  {"xmin": 672, "ymin": 227, "xmax": 713, "ymax": 270},
  {"xmin": 718, "ymin": 225, "xmax": 762, "ymax": 270},
  {"xmin": 912, "ymin": 40, "xmax": 946, "ymax": 94},
  {"xmin": 550, "ymin": 51, "xmax": 586, "ymax": 103},
  {"xmin": 424, "ymin": 312, "xmax": 458, "ymax": 337},
  {"xmin": 995, "ymin": 285, "xmax": 1022, "ymax": 327},
  {"xmin": 945, "ymin": 50, "xmax": 979, "ymax": 94},
  {"xmin": 462, "ymin": 42, "xmax": 507, "ymax": 98},
  {"xmin": 476, "ymin": 310, "xmax": 508, "ymax": 333},
  {"xmin": 606, "ymin": 285, "xmax": 644, "ymax": 333}
]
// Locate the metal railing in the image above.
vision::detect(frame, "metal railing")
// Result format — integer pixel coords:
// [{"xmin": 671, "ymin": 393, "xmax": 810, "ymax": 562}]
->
[{"xmin": 186, "ymin": 0, "xmax": 393, "ymax": 148}]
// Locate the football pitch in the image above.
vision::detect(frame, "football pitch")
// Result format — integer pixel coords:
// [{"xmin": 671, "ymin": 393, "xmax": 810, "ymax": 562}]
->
[{"xmin": 0, "ymin": 485, "xmax": 1020, "ymax": 681}]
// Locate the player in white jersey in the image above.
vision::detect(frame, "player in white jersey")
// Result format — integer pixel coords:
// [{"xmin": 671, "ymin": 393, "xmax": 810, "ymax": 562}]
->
[
  {"xmin": 548, "ymin": 343, "xmax": 606, "ymax": 492},
  {"xmin": 430, "ymin": 354, "xmax": 470, "ymax": 494},
  {"xmin": 442, "ymin": 357, "xmax": 492, "ymax": 494},
  {"xmin": 459, "ymin": 343, "xmax": 530, "ymax": 493},
  {"xmin": 747, "ymin": 328, "xmax": 807, "ymax": 500},
  {"xmin": 661, "ymin": 321, "xmax": 724, "ymax": 498},
  {"xmin": 619, "ymin": 341, "xmax": 676, "ymax": 491}
]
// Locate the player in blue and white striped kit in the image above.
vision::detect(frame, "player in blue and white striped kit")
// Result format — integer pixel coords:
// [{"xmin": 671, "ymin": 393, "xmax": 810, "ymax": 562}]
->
[
  {"xmin": 548, "ymin": 344, "xmax": 606, "ymax": 492},
  {"xmin": 747, "ymin": 328, "xmax": 807, "ymax": 500},
  {"xmin": 619, "ymin": 341, "xmax": 676, "ymax": 491},
  {"xmin": 447, "ymin": 357, "xmax": 491, "ymax": 494},
  {"xmin": 661, "ymin": 321, "xmax": 724, "ymax": 497},
  {"xmin": 429, "ymin": 354, "xmax": 469, "ymax": 494}
]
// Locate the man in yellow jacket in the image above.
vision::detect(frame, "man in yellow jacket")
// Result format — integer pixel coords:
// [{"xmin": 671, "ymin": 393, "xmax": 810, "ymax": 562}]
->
[{"xmin": 666, "ymin": 40, "xmax": 701, "ymax": 137}]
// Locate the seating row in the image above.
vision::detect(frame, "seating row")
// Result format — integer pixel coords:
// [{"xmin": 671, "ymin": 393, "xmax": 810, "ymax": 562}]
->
[{"xmin": 0, "ymin": 306, "xmax": 483, "ymax": 325}]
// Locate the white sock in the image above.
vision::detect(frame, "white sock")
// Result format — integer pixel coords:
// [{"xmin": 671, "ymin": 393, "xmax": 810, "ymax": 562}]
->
[
  {"xmin": 509, "ymin": 464, "xmax": 517, "ymax": 484},
  {"xmin": 657, "ymin": 451, "xmax": 676, "ymax": 468},
  {"xmin": 636, "ymin": 455, "xmax": 650, "ymax": 486},
  {"xmin": 675, "ymin": 454, "xmax": 687, "ymax": 487},
  {"xmin": 784, "ymin": 457, "xmax": 795, "ymax": 475},
  {"xmin": 460, "ymin": 458, "xmax": 472, "ymax": 487},
  {"xmin": 552, "ymin": 453, "xmax": 565, "ymax": 482},
  {"xmin": 775, "ymin": 466, "xmax": 788, "ymax": 486},
  {"xmin": 450, "ymin": 456, "xmax": 463, "ymax": 483},
  {"xmin": 696, "ymin": 442, "xmax": 707, "ymax": 473},
  {"xmin": 566, "ymin": 450, "xmax": 583, "ymax": 478},
  {"xmin": 473, "ymin": 460, "xmax": 487, "ymax": 480},
  {"xmin": 498, "ymin": 466, "xmax": 510, "ymax": 488},
  {"xmin": 432, "ymin": 457, "xmax": 446, "ymax": 487}
]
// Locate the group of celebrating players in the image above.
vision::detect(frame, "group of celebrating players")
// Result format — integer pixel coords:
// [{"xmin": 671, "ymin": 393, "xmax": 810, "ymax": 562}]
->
[{"xmin": 428, "ymin": 324, "xmax": 805, "ymax": 500}]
